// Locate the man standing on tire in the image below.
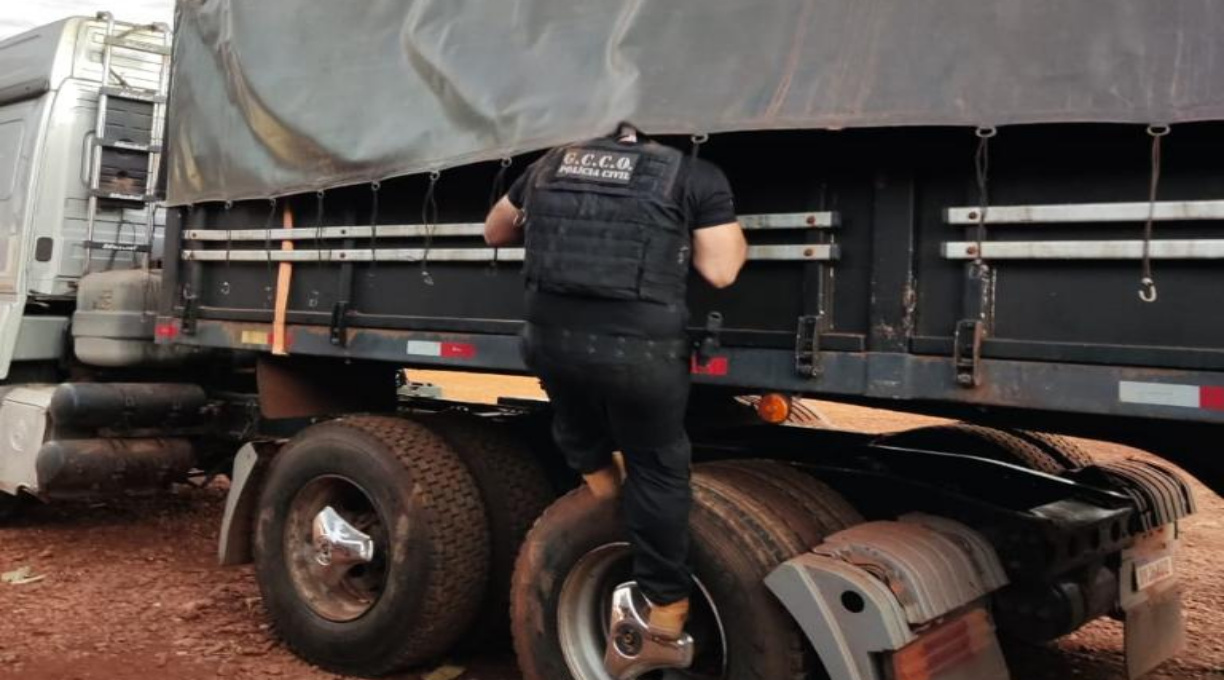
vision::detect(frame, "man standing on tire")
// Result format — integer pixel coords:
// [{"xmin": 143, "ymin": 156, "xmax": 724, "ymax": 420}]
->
[{"xmin": 485, "ymin": 123, "xmax": 747, "ymax": 643}]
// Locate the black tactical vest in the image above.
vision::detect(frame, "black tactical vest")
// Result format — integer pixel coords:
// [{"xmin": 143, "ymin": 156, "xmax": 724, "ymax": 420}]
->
[{"xmin": 521, "ymin": 137, "xmax": 689, "ymax": 306}]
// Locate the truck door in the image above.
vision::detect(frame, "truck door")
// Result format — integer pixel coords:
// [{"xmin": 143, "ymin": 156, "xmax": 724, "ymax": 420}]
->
[{"xmin": 0, "ymin": 100, "xmax": 37, "ymax": 379}]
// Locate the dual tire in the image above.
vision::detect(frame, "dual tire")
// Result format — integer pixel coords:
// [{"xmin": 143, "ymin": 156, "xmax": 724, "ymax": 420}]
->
[
  {"xmin": 252, "ymin": 414, "xmax": 553, "ymax": 676},
  {"xmin": 511, "ymin": 459, "xmax": 863, "ymax": 680}
]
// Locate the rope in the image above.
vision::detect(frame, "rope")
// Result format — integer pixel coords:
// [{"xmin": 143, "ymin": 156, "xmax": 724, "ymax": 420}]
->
[
  {"xmin": 221, "ymin": 200, "xmax": 233, "ymax": 295},
  {"xmin": 181, "ymin": 204, "xmax": 196, "ymax": 307},
  {"xmin": 314, "ymin": 190, "xmax": 326, "ymax": 269},
  {"xmin": 1140, "ymin": 124, "xmax": 1169, "ymax": 303},
  {"xmin": 420, "ymin": 171, "xmax": 441, "ymax": 286},
  {"xmin": 368, "ymin": 181, "xmax": 381, "ymax": 277},
  {"xmin": 973, "ymin": 126, "xmax": 996, "ymax": 267},
  {"xmin": 263, "ymin": 198, "xmax": 277, "ymax": 309},
  {"xmin": 487, "ymin": 158, "xmax": 512, "ymax": 272}
]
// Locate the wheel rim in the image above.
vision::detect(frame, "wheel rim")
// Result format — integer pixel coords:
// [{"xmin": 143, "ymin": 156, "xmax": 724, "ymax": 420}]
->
[
  {"xmin": 284, "ymin": 475, "xmax": 389, "ymax": 622},
  {"xmin": 557, "ymin": 543, "xmax": 728, "ymax": 680}
]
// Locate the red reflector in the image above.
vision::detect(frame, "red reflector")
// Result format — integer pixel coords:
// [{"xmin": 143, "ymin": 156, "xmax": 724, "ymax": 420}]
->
[
  {"xmin": 441, "ymin": 342, "xmax": 476, "ymax": 359},
  {"xmin": 154, "ymin": 322, "xmax": 178, "ymax": 340},
  {"xmin": 691, "ymin": 356, "xmax": 728, "ymax": 376},
  {"xmin": 1201, "ymin": 386, "xmax": 1224, "ymax": 411}
]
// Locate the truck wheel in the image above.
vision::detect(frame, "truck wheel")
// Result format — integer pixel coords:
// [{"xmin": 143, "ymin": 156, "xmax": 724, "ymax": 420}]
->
[
  {"xmin": 877, "ymin": 423, "xmax": 1066, "ymax": 475},
  {"xmin": 427, "ymin": 413, "xmax": 555, "ymax": 645},
  {"xmin": 253, "ymin": 415, "xmax": 489, "ymax": 676},
  {"xmin": 511, "ymin": 465, "xmax": 830, "ymax": 680},
  {"xmin": 1007, "ymin": 430, "xmax": 1095, "ymax": 470}
]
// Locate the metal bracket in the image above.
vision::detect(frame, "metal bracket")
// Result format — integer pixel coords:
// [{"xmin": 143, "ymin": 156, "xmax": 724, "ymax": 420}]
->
[
  {"xmin": 693, "ymin": 312, "xmax": 723, "ymax": 367},
  {"xmin": 795, "ymin": 315, "xmax": 822, "ymax": 378},
  {"xmin": 329, "ymin": 301, "xmax": 351, "ymax": 347},
  {"xmin": 953, "ymin": 319, "xmax": 984, "ymax": 387},
  {"xmin": 954, "ymin": 262, "xmax": 993, "ymax": 387},
  {"xmin": 181, "ymin": 294, "xmax": 200, "ymax": 336}
]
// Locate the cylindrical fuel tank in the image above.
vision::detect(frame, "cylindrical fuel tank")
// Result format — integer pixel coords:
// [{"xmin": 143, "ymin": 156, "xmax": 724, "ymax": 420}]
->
[
  {"xmin": 48, "ymin": 383, "xmax": 208, "ymax": 429},
  {"xmin": 35, "ymin": 438, "xmax": 195, "ymax": 500}
]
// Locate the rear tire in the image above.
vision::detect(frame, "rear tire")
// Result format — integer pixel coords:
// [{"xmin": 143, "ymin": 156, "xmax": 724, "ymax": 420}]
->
[
  {"xmin": 253, "ymin": 415, "xmax": 489, "ymax": 676},
  {"xmin": 427, "ymin": 413, "xmax": 556, "ymax": 645},
  {"xmin": 511, "ymin": 463, "xmax": 853, "ymax": 680},
  {"xmin": 876, "ymin": 423, "xmax": 1066, "ymax": 475}
]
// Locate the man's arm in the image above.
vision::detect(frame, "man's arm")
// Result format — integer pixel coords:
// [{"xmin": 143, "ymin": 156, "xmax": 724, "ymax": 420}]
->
[
  {"xmin": 692, "ymin": 221, "xmax": 747, "ymax": 288},
  {"xmin": 484, "ymin": 195, "xmax": 523, "ymax": 246},
  {"xmin": 687, "ymin": 158, "xmax": 747, "ymax": 288}
]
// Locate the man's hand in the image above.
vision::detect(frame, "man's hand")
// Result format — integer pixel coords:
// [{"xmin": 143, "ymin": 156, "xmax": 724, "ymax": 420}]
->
[
  {"xmin": 692, "ymin": 222, "xmax": 747, "ymax": 288},
  {"xmin": 484, "ymin": 196, "xmax": 523, "ymax": 246}
]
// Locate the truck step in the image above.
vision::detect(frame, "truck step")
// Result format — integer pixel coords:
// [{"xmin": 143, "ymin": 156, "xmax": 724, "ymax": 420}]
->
[
  {"xmin": 91, "ymin": 189, "xmax": 151, "ymax": 203},
  {"xmin": 82, "ymin": 240, "xmax": 151, "ymax": 254},
  {"xmin": 103, "ymin": 35, "xmax": 170, "ymax": 55},
  {"xmin": 101, "ymin": 85, "xmax": 166, "ymax": 104},
  {"xmin": 97, "ymin": 137, "xmax": 161, "ymax": 154}
]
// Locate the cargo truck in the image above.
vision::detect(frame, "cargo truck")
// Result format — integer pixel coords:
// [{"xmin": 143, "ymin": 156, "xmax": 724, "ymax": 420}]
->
[{"xmin": 0, "ymin": 5, "xmax": 1213, "ymax": 680}]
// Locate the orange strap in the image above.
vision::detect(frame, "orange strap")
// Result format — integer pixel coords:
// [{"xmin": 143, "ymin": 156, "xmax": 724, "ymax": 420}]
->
[{"xmin": 271, "ymin": 205, "xmax": 294, "ymax": 355}]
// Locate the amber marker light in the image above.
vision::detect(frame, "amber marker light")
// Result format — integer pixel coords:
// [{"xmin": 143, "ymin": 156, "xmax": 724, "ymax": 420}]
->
[{"xmin": 756, "ymin": 393, "xmax": 791, "ymax": 424}]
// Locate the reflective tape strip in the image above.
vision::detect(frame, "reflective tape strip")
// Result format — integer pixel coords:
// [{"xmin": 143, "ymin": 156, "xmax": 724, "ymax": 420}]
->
[
  {"xmin": 406, "ymin": 340, "xmax": 475, "ymax": 359},
  {"xmin": 240, "ymin": 330, "xmax": 271, "ymax": 346},
  {"xmin": 1119, "ymin": 381, "xmax": 1224, "ymax": 411}
]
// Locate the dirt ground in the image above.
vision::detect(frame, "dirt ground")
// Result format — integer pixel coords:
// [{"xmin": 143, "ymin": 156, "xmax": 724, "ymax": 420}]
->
[{"xmin": 0, "ymin": 372, "xmax": 1220, "ymax": 680}]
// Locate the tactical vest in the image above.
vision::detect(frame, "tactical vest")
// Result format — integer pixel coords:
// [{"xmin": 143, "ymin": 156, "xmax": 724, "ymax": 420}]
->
[{"xmin": 521, "ymin": 138, "xmax": 689, "ymax": 306}]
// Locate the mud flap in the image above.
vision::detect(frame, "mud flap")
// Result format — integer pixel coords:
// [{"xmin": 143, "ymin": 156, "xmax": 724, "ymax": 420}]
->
[
  {"xmin": 1120, "ymin": 525, "xmax": 1185, "ymax": 679},
  {"xmin": 217, "ymin": 441, "xmax": 277, "ymax": 565}
]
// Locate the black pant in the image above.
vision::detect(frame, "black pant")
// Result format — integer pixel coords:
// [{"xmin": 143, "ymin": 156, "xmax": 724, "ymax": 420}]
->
[{"xmin": 522, "ymin": 325, "xmax": 693, "ymax": 605}]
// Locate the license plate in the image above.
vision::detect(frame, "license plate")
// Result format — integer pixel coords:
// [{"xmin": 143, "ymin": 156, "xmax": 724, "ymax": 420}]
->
[{"xmin": 1135, "ymin": 555, "xmax": 1175, "ymax": 590}]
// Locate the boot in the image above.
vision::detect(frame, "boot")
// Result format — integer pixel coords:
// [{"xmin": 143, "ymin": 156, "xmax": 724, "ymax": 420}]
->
[
  {"xmin": 583, "ymin": 464, "xmax": 622, "ymax": 501},
  {"xmin": 646, "ymin": 598, "xmax": 690, "ymax": 640}
]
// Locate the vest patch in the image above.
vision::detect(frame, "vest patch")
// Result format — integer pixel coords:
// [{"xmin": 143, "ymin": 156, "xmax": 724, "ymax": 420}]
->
[{"xmin": 555, "ymin": 148, "xmax": 639, "ymax": 185}]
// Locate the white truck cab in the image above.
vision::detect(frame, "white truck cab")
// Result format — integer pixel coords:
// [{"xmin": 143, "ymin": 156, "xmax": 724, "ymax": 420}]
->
[{"xmin": 0, "ymin": 13, "xmax": 169, "ymax": 379}]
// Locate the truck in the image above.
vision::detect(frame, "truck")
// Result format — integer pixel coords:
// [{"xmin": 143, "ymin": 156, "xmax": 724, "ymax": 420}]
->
[{"xmin": 0, "ymin": 4, "xmax": 1213, "ymax": 680}]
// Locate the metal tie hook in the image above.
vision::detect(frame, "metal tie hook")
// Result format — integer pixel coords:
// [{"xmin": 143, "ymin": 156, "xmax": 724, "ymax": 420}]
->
[
  {"xmin": 690, "ymin": 133, "xmax": 709, "ymax": 158},
  {"xmin": 1139, "ymin": 277, "xmax": 1158, "ymax": 303}
]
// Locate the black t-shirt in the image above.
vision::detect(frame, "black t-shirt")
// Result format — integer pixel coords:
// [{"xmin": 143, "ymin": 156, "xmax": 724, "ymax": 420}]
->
[{"xmin": 507, "ymin": 150, "xmax": 737, "ymax": 339}]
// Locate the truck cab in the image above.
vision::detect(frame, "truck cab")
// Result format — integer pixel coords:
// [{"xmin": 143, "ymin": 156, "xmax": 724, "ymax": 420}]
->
[{"xmin": 0, "ymin": 13, "xmax": 168, "ymax": 380}]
